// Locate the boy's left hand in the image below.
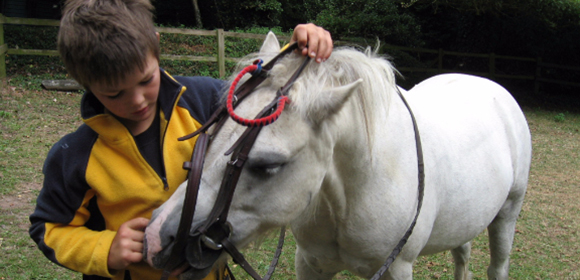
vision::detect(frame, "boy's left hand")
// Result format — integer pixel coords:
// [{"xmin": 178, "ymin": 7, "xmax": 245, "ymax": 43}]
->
[{"xmin": 291, "ymin": 23, "xmax": 333, "ymax": 63}]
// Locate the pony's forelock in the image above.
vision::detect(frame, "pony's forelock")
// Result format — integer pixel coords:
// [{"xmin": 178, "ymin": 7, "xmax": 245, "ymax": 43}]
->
[{"xmin": 227, "ymin": 46, "xmax": 398, "ymax": 140}]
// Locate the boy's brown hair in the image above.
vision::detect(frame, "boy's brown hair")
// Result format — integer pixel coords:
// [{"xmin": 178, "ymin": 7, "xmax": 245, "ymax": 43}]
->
[{"xmin": 58, "ymin": 0, "xmax": 160, "ymax": 89}]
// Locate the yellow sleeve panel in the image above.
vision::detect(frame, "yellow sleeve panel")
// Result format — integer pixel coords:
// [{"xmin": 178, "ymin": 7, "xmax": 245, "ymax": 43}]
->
[
  {"xmin": 44, "ymin": 223, "xmax": 117, "ymax": 278},
  {"xmin": 42, "ymin": 189, "xmax": 117, "ymax": 278}
]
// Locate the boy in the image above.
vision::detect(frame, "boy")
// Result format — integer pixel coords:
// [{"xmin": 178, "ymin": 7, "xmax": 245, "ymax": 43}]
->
[{"xmin": 28, "ymin": 0, "xmax": 333, "ymax": 279}]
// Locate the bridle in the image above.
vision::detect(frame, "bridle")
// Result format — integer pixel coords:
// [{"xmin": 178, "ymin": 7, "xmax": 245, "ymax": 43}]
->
[
  {"xmin": 159, "ymin": 43, "xmax": 308, "ymax": 280},
  {"xmin": 159, "ymin": 43, "xmax": 425, "ymax": 280}
]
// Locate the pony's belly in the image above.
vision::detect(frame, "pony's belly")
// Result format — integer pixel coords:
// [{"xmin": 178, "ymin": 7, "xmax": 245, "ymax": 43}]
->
[{"xmin": 419, "ymin": 195, "xmax": 505, "ymax": 255}]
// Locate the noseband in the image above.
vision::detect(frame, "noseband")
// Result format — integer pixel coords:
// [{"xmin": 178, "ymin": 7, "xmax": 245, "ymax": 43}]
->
[{"xmin": 160, "ymin": 43, "xmax": 425, "ymax": 280}]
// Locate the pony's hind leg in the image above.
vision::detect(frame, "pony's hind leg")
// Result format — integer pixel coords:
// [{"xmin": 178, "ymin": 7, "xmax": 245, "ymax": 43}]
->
[
  {"xmin": 486, "ymin": 194, "xmax": 525, "ymax": 280},
  {"xmin": 451, "ymin": 242, "xmax": 473, "ymax": 280}
]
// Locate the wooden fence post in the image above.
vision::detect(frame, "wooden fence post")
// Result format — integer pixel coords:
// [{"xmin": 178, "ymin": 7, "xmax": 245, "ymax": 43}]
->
[
  {"xmin": 0, "ymin": 14, "xmax": 6, "ymax": 81},
  {"xmin": 217, "ymin": 29, "xmax": 225, "ymax": 78},
  {"xmin": 489, "ymin": 52, "xmax": 496, "ymax": 80}
]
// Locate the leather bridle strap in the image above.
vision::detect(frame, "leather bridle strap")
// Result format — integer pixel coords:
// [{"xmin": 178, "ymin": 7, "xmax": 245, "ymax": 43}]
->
[
  {"xmin": 369, "ymin": 87, "xmax": 425, "ymax": 280},
  {"xmin": 201, "ymin": 58, "xmax": 311, "ymax": 280},
  {"xmin": 161, "ymin": 44, "xmax": 309, "ymax": 280},
  {"xmin": 160, "ymin": 132, "xmax": 210, "ymax": 278},
  {"xmin": 178, "ymin": 43, "xmax": 303, "ymax": 142},
  {"xmin": 191, "ymin": 55, "xmax": 312, "ymax": 238}
]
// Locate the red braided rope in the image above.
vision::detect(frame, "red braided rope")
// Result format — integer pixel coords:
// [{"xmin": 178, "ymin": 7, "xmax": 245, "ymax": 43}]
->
[{"xmin": 227, "ymin": 63, "xmax": 289, "ymax": 127}]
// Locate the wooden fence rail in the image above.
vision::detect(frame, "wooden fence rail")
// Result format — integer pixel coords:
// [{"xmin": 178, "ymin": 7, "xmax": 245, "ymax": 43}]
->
[{"xmin": 1, "ymin": 13, "xmax": 578, "ymax": 95}]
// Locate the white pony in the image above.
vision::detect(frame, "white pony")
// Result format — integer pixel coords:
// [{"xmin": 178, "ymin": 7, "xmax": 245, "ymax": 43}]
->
[{"xmin": 144, "ymin": 33, "xmax": 532, "ymax": 280}]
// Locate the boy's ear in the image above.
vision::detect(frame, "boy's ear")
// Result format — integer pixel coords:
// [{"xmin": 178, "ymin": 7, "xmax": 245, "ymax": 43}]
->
[{"xmin": 156, "ymin": 32, "xmax": 160, "ymax": 42}]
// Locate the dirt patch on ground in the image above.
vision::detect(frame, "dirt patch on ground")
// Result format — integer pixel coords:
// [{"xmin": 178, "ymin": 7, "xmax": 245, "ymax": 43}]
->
[{"xmin": 0, "ymin": 182, "xmax": 40, "ymax": 211}]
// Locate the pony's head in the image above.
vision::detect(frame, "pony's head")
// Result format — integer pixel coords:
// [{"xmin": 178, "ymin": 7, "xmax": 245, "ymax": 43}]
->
[{"xmin": 143, "ymin": 32, "xmax": 397, "ymax": 279}]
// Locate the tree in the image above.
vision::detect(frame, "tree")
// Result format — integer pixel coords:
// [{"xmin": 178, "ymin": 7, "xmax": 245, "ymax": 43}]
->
[
  {"xmin": 192, "ymin": 0, "xmax": 203, "ymax": 28},
  {"xmin": 407, "ymin": 0, "xmax": 580, "ymax": 63}
]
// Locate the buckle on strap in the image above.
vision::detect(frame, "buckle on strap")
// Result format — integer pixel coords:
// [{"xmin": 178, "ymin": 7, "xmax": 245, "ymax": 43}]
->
[{"xmin": 201, "ymin": 234, "xmax": 223, "ymax": 250}]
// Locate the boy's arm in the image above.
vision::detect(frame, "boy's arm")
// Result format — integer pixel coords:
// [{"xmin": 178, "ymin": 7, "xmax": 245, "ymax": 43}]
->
[
  {"xmin": 30, "ymin": 191, "xmax": 119, "ymax": 278},
  {"xmin": 29, "ymin": 131, "xmax": 119, "ymax": 278}
]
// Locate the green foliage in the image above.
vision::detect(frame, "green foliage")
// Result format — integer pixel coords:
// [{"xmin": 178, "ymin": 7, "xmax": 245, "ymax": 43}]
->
[
  {"xmin": 231, "ymin": 26, "xmax": 286, "ymax": 35},
  {"xmin": 3, "ymin": 25, "xmax": 59, "ymax": 50},
  {"xmin": 409, "ymin": 0, "xmax": 580, "ymax": 64},
  {"xmin": 554, "ymin": 112, "xmax": 566, "ymax": 122},
  {"xmin": 3, "ymin": 26, "xmax": 67, "ymax": 80},
  {"xmin": 159, "ymin": 60, "xmax": 226, "ymax": 79},
  {"xmin": 313, "ymin": 0, "xmax": 424, "ymax": 46},
  {"xmin": 210, "ymin": 0, "xmax": 283, "ymax": 29},
  {"xmin": 159, "ymin": 33, "xmax": 216, "ymax": 56},
  {"xmin": 226, "ymin": 27, "xmax": 291, "ymax": 58}
]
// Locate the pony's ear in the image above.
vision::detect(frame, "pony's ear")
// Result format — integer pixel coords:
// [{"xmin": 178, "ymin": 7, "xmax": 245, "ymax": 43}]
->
[
  {"xmin": 260, "ymin": 31, "xmax": 281, "ymax": 53},
  {"xmin": 310, "ymin": 79, "xmax": 363, "ymax": 123}
]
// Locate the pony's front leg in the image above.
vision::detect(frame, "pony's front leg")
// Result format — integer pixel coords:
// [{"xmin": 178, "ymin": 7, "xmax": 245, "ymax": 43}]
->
[
  {"xmin": 451, "ymin": 242, "xmax": 473, "ymax": 280},
  {"xmin": 295, "ymin": 246, "xmax": 337, "ymax": 280},
  {"xmin": 378, "ymin": 259, "xmax": 414, "ymax": 280}
]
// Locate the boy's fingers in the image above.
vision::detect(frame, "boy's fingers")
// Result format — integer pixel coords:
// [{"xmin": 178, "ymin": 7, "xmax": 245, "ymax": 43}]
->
[
  {"xmin": 123, "ymin": 250, "xmax": 144, "ymax": 264},
  {"xmin": 131, "ymin": 230, "xmax": 145, "ymax": 242},
  {"xmin": 126, "ymin": 217, "xmax": 150, "ymax": 231},
  {"xmin": 307, "ymin": 35, "xmax": 320, "ymax": 61},
  {"xmin": 319, "ymin": 31, "xmax": 333, "ymax": 61},
  {"xmin": 291, "ymin": 25, "xmax": 308, "ymax": 51},
  {"xmin": 128, "ymin": 240, "xmax": 144, "ymax": 253},
  {"xmin": 291, "ymin": 23, "xmax": 333, "ymax": 63}
]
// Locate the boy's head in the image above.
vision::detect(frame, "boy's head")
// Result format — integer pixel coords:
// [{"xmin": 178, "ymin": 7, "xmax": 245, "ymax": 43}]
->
[{"xmin": 58, "ymin": 0, "xmax": 160, "ymax": 89}]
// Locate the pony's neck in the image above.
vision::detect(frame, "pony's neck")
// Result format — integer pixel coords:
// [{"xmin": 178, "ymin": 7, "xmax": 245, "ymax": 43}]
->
[{"xmin": 318, "ymin": 87, "xmax": 418, "ymax": 219}]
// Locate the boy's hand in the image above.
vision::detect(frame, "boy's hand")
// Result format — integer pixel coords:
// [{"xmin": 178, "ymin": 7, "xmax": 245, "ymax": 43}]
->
[
  {"xmin": 108, "ymin": 217, "xmax": 150, "ymax": 272},
  {"xmin": 291, "ymin": 23, "xmax": 333, "ymax": 63}
]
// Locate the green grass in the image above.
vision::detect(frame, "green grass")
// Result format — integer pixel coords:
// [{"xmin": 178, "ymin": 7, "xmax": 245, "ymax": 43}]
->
[
  {"xmin": 2, "ymin": 80, "xmax": 580, "ymax": 279},
  {"xmin": 0, "ymin": 208, "xmax": 80, "ymax": 279},
  {"xmin": 1, "ymin": 24, "xmax": 579, "ymax": 279},
  {"xmin": 226, "ymin": 107, "xmax": 579, "ymax": 280},
  {"xmin": 227, "ymin": 107, "xmax": 580, "ymax": 280},
  {"xmin": 0, "ymin": 85, "xmax": 82, "ymax": 194}
]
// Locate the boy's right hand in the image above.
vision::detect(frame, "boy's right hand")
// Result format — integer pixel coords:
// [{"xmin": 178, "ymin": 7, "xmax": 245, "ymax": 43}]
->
[{"xmin": 108, "ymin": 217, "xmax": 150, "ymax": 272}]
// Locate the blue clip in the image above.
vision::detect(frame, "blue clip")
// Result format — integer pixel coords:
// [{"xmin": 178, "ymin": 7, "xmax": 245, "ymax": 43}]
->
[{"xmin": 251, "ymin": 59, "xmax": 264, "ymax": 75}]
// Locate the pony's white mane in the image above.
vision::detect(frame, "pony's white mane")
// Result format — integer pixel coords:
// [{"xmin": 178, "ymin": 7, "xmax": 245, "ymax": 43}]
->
[{"xmin": 228, "ymin": 46, "xmax": 398, "ymax": 138}]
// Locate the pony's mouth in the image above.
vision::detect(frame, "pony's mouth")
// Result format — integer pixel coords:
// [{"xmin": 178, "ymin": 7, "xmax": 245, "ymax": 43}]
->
[{"xmin": 147, "ymin": 233, "xmax": 226, "ymax": 279}]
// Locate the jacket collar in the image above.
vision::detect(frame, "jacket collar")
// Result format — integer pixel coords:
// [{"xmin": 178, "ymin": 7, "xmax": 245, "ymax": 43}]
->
[{"xmin": 80, "ymin": 69, "xmax": 184, "ymax": 141}]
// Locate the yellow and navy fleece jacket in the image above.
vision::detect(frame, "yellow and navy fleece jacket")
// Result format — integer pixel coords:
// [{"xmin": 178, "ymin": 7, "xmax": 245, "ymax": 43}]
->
[{"xmin": 29, "ymin": 70, "xmax": 228, "ymax": 280}]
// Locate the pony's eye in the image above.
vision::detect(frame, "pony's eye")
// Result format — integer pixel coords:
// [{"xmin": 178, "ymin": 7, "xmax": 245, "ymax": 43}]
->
[
  {"xmin": 247, "ymin": 152, "xmax": 290, "ymax": 176},
  {"xmin": 249, "ymin": 163, "xmax": 284, "ymax": 176}
]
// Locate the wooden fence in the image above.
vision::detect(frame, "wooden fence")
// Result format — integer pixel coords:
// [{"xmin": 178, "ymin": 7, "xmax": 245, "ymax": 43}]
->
[
  {"xmin": 1, "ymin": 13, "xmax": 578, "ymax": 95},
  {"xmin": 0, "ymin": 14, "xmax": 291, "ymax": 80},
  {"xmin": 379, "ymin": 44, "xmax": 580, "ymax": 94}
]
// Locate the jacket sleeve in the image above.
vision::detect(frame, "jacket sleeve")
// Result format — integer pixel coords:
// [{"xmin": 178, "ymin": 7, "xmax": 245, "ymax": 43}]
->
[{"xmin": 29, "ymin": 126, "xmax": 118, "ymax": 278}]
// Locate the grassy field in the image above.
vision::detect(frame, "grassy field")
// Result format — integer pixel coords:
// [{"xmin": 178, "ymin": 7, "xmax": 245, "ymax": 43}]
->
[{"xmin": 1, "ymin": 79, "xmax": 579, "ymax": 279}]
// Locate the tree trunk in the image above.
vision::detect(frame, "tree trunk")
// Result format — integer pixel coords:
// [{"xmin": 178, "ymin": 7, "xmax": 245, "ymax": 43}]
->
[{"xmin": 192, "ymin": 0, "xmax": 203, "ymax": 28}]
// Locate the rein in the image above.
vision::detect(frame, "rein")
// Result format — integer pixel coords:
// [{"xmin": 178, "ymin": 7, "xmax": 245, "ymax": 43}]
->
[
  {"xmin": 160, "ymin": 45, "xmax": 425, "ymax": 280},
  {"xmin": 369, "ymin": 88, "xmax": 425, "ymax": 280}
]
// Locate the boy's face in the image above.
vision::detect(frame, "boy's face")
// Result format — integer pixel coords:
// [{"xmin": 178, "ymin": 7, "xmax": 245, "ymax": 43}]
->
[{"xmin": 89, "ymin": 52, "xmax": 161, "ymax": 135}]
